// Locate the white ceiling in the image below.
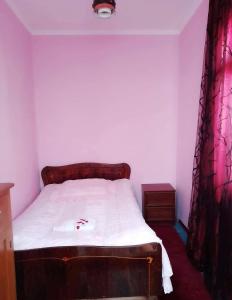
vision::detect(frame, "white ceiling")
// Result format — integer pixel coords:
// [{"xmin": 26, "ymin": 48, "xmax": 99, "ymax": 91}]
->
[{"xmin": 5, "ymin": 0, "xmax": 203, "ymax": 35}]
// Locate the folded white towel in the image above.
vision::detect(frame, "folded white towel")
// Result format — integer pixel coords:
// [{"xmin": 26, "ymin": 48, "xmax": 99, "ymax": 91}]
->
[
  {"xmin": 53, "ymin": 220, "xmax": 76, "ymax": 232},
  {"xmin": 53, "ymin": 219, "xmax": 95, "ymax": 232},
  {"xmin": 77, "ymin": 220, "xmax": 95, "ymax": 231}
]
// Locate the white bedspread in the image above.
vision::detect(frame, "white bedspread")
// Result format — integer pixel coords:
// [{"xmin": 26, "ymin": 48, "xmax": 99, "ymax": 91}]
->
[{"xmin": 13, "ymin": 178, "xmax": 173, "ymax": 294}]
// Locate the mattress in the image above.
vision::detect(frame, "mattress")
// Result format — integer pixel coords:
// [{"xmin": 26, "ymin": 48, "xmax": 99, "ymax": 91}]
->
[{"xmin": 13, "ymin": 178, "xmax": 173, "ymax": 293}]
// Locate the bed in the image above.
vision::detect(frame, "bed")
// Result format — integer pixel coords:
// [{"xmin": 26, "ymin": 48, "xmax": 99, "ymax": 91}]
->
[{"xmin": 13, "ymin": 162, "xmax": 173, "ymax": 300}]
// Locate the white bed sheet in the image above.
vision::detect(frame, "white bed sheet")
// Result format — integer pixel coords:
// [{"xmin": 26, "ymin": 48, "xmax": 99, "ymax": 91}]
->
[{"xmin": 13, "ymin": 178, "xmax": 173, "ymax": 294}]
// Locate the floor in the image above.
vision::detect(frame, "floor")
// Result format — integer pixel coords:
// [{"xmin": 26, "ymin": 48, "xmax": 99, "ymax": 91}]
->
[
  {"xmin": 92, "ymin": 298, "xmax": 157, "ymax": 300},
  {"xmin": 151, "ymin": 223, "xmax": 212, "ymax": 300}
]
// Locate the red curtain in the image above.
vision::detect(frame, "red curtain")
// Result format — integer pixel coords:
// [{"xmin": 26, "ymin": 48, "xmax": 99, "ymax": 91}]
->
[{"xmin": 187, "ymin": 1, "xmax": 232, "ymax": 299}]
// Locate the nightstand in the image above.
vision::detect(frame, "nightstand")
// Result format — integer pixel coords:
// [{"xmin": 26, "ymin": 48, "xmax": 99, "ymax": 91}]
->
[{"xmin": 142, "ymin": 183, "xmax": 176, "ymax": 224}]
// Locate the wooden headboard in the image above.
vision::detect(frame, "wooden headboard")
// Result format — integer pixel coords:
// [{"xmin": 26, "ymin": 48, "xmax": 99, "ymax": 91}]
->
[{"xmin": 41, "ymin": 162, "xmax": 131, "ymax": 186}]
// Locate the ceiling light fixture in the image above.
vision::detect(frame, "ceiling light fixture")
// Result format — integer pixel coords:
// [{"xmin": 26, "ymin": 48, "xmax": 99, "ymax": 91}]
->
[{"xmin": 92, "ymin": 0, "xmax": 116, "ymax": 18}]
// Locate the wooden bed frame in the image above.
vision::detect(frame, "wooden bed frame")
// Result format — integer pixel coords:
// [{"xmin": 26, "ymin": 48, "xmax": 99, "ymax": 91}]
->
[{"xmin": 15, "ymin": 163, "xmax": 163, "ymax": 300}]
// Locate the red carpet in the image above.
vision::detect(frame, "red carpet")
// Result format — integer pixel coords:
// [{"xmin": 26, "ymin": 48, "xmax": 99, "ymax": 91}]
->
[{"xmin": 152, "ymin": 225, "xmax": 212, "ymax": 300}]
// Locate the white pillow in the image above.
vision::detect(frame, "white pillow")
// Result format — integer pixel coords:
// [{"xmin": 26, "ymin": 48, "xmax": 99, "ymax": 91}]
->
[{"xmin": 58, "ymin": 178, "xmax": 110, "ymax": 196}]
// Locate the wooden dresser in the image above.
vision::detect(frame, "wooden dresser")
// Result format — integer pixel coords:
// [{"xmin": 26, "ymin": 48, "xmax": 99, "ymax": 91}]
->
[
  {"xmin": 0, "ymin": 183, "xmax": 17, "ymax": 300},
  {"xmin": 142, "ymin": 183, "xmax": 176, "ymax": 224}
]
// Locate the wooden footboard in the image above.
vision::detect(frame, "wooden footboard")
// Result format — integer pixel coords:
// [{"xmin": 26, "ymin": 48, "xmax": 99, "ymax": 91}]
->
[{"xmin": 15, "ymin": 243, "xmax": 163, "ymax": 300}]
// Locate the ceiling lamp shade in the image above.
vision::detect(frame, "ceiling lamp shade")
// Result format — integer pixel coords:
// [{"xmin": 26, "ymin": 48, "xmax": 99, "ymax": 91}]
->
[{"xmin": 92, "ymin": 0, "xmax": 116, "ymax": 18}]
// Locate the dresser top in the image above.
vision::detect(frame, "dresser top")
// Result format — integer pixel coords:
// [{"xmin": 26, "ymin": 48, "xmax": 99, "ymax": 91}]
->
[
  {"xmin": 0, "ymin": 183, "xmax": 14, "ymax": 197},
  {"xmin": 142, "ymin": 183, "xmax": 175, "ymax": 192}
]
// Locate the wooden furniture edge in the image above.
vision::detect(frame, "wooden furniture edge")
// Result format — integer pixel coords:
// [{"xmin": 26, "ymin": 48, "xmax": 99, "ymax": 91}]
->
[
  {"xmin": 0, "ymin": 183, "xmax": 14, "ymax": 197},
  {"xmin": 41, "ymin": 162, "xmax": 131, "ymax": 186}
]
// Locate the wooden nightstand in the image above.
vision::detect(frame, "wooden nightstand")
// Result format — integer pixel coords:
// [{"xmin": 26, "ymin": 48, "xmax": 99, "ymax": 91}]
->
[{"xmin": 142, "ymin": 183, "xmax": 176, "ymax": 224}]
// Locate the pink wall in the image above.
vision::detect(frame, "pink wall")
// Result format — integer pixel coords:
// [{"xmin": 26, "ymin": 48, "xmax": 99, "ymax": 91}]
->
[
  {"xmin": 1, "ymin": 0, "xmax": 209, "ymax": 216},
  {"xmin": 32, "ymin": 35, "xmax": 178, "ymax": 203},
  {"xmin": 0, "ymin": 0, "xmax": 40, "ymax": 217},
  {"xmin": 176, "ymin": 0, "xmax": 209, "ymax": 226}
]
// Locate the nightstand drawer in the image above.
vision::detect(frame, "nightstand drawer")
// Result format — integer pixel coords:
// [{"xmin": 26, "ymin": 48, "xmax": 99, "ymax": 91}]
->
[
  {"xmin": 145, "ymin": 192, "xmax": 175, "ymax": 207},
  {"xmin": 145, "ymin": 207, "xmax": 175, "ymax": 222},
  {"xmin": 142, "ymin": 183, "xmax": 176, "ymax": 224}
]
